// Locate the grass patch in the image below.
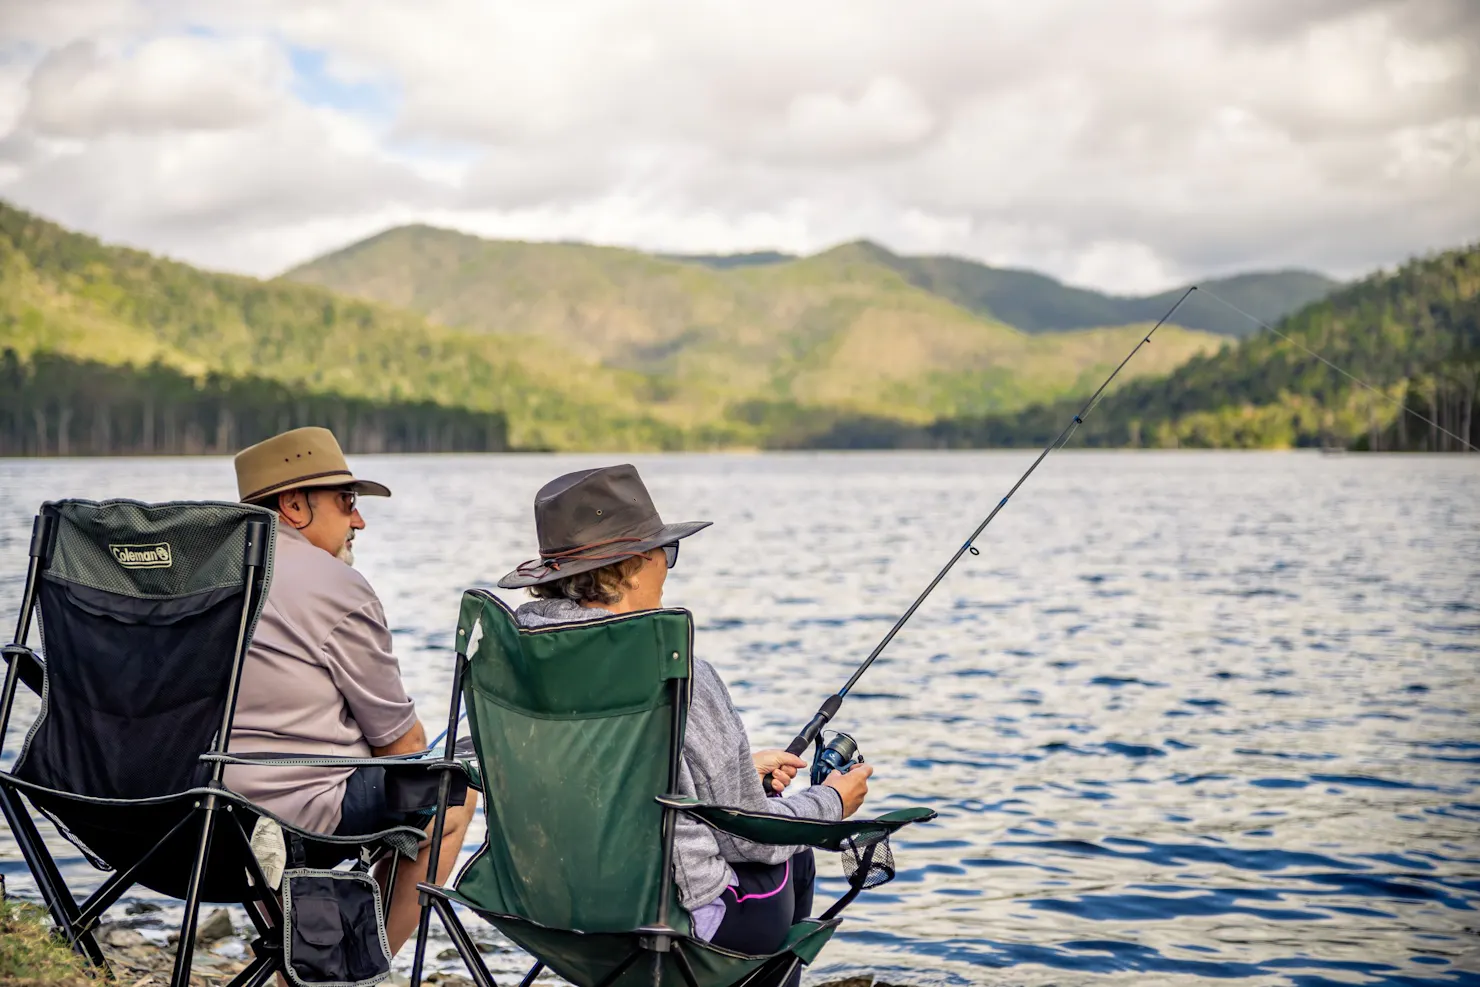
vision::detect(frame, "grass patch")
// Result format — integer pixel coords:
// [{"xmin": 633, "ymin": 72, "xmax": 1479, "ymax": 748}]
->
[{"xmin": 0, "ymin": 898, "xmax": 97, "ymax": 986}]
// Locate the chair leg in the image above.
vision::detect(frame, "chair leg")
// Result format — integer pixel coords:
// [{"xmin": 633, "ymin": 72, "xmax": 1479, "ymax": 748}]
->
[
  {"xmin": 671, "ymin": 942, "xmax": 702, "ymax": 987},
  {"xmin": 381, "ymin": 847, "xmax": 399, "ymax": 924},
  {"xmin": 222, "ymin": 948, "xmax": 282, "ymax": 987},
  {"xmin": 0, "ymin": 785, "xmax": 108, "ymax": 970},
  {"xmin": 75, "ymin": 808, "xmax": 199, "ymax": 934},
  {"xmin": 516, "ymin": 960, "xmax": 545, "ymax": 987},
  {"xmin": 226, "ymin": 811, "xmax": 284, "ymax": 929},
  {"xmin": 426, "ymin": 895, "xmax": 499, "ymax": 987},
  {"xmin": 733, "ymin": 953, "xmax": 796, "ymax": 987},
  {"xmin": 770, "ymin": 956, "xmax": 802, "ymax": 987},
  {"xmin": 591, "ymin": 949, "xmax": 641, "ymax": 987},
  {"xmin": 169, "ymin": 798, "xmax": 221, "ymax": 987}
]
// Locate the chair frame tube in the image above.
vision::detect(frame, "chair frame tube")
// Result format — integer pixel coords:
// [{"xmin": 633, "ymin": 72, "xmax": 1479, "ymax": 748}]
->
[
  {"xmin": 409, "ymin": 647, "xmax": 470, "ymax": 987},
  {"xmin": 169, "ymin": 517, "xmax": 269, "ymax": 987},
  {"xmin": 0, "ymin": 515, "xmax": 107, "ymax": 969}
]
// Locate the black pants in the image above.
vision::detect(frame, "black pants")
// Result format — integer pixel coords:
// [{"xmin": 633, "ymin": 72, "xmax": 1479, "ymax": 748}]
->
[{"xmin": 710, "ymin": 849, "xmax": 816, "ymax": 987}]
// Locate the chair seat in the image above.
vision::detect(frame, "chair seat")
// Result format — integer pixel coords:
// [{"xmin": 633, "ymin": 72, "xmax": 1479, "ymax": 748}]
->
[
  {"xmin": 425, "ymin": 884, "xmax": 839, "ymax": 987},
  {"xmin": 2, "ymin": 773, "xmax": 427, "ymax": 902}
]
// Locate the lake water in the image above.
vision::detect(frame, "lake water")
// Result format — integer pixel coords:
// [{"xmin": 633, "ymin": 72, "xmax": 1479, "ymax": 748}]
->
[{"xmin": 1, "ymin": 452, "xmax": 1477, "ymax": 985}]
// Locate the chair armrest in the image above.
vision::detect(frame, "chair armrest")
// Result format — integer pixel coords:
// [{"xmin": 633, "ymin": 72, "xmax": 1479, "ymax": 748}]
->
[
  {"xmin": 656, "ymin": 795, "xmax": 935, "ymax": 851},
  {"xmin": 2, "ymin": 645, "xmax": 44, "ymax": 698},
  {"xmin": 200, "ymin": 751, "xmax": 463, "ymax": 771}
]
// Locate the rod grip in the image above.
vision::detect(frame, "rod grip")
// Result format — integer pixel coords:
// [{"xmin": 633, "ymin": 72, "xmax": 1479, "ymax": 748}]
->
[
  {"xmin": 786, "ymin": 695, "xmax": 842, "ymax": 755},
  {"xmin": 766, "ymin": 693, "xmax": 844, "ymax": 795}
]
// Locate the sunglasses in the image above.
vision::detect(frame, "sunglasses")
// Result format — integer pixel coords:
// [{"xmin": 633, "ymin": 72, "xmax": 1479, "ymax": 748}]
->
[
  {"xmin": 662, "ymin": 542, "xmax": 679, "ymax": 569},
  {"xmin": 323, "ymin": 488, "xmax": 358, "ymax": 515}
]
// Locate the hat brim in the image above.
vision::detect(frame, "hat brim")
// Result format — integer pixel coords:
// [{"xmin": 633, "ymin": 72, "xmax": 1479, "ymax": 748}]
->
[
  {"xmin": 497, "ymin": 520, "xmax": 712, "ymax": 589},
  {"xmin": 243, "ymin": 472, "xmax": 392, "ymax": 504}
]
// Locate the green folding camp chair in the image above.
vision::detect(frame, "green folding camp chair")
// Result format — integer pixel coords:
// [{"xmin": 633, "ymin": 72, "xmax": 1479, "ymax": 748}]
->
[{"xmin": 407, "ymin": 590, "xmax": 936, "ymax": 987}]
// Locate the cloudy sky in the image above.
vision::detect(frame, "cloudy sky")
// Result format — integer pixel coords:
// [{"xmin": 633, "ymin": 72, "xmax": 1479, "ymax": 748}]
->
[{"xmin": 0, "ymin": 0, "xmax": 1476, "ymax": 292}]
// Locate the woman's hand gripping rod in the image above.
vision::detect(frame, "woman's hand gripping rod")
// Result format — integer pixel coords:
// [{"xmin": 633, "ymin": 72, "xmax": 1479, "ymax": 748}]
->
[{"xmin": 766, "ymin": 288, "xmax": 1198, "ymax": 789}]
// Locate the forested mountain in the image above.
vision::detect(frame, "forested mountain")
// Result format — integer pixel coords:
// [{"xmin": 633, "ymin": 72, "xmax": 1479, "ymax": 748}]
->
[
  {"xmin": 4, "ymin": 198, "xmax": 1461, "ymax": 456},
  {"xmin": 925, "ymin": 245, "xmax": 1480, "ymax": 451},
  {"xmin": 282, "ymin": 226, "xmax": 1224, "ymax": 431},
  {"xmin": 632, "ymin": 242, "xmax": 1337, "ymax": 337},
  {"xmin": 0, "ymin": 202, "xmax": 683, "ymax": 451},
  {"xmin": 870, "ymin": 250, "xmax": 1336, "ymax": 338}
]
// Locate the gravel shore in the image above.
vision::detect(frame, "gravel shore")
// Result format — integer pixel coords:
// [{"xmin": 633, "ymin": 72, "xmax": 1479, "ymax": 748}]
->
[{"xmin": 89, "ymin": 912, "xmax": 914, "ymax": 987}]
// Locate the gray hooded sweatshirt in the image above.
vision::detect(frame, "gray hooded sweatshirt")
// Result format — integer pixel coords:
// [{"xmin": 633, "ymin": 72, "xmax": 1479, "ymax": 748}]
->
[{"xmin": 514, "ymin": 598, "xmax": 843, "ymax": 910}]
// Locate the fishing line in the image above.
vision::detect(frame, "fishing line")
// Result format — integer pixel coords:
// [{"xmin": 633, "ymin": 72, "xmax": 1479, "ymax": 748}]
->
[
  {"xmin": 774, "ymin": 287, "xmax": 1199, "ymax": 762},
  {"xmin": 1197, "ymin": 286, "xmax": 1477, "ymax": 453}
]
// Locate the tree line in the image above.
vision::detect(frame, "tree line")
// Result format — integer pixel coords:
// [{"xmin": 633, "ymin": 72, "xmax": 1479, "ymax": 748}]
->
[
  {"xmin": 0, "ymin": 349, "xmax": 510, "ymax": 457},
  {"xmin": 789, "ymin": 244, "xmax": 1479, "ymax": 452}
]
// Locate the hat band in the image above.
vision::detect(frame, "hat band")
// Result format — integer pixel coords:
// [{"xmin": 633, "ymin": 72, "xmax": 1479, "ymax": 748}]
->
[
  {"xmin": 515, "ymin": 536, "xmax": 655, "ymax": 578},
  {"xmin": 241, "ymin": 469, "xmax": 354, "ymax": 504}
]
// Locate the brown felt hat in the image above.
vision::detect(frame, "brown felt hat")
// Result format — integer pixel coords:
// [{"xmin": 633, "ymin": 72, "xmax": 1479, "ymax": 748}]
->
[
  {"xmin": 233, "ymin": 427, "xmax": 392, "ymax": 504},
  {"xmin": 497, "ymin": 464, "xmax": 710, "ymax": 588}
]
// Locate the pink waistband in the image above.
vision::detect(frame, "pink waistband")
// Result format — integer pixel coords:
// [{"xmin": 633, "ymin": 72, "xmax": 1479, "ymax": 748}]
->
[{"xmin": 725, "ymin": 858, "xmax": 791, "ymax": 904}]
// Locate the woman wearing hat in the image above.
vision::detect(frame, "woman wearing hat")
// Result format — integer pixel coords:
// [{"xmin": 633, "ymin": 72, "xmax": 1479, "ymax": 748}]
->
[{"xmin": 500, "ymin": 464, "xmax": 873, "ymax": 973}]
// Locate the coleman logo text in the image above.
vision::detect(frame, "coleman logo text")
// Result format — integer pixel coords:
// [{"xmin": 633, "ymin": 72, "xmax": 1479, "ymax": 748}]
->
[{"xmin": 110, "ymin": 543, "xmax": 173, "ymax": 568}]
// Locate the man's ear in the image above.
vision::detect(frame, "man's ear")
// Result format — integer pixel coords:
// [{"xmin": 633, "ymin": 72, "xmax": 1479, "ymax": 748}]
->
[{"xmin": 277, "ymin": 489, "xmax": 310, "ymax": 527}]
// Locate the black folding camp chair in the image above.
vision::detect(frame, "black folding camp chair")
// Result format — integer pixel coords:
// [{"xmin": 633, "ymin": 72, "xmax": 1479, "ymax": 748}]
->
[
  {"xmin": 406, "ymin": 590, "xmax": 936, "ymax": 987},
  {"xmin": 0, "ymin": 499, "xmax": 440, "ymax": 987}
]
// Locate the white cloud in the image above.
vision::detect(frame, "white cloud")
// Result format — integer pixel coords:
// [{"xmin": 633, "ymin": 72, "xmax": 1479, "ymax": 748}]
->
[
  {"xmin": 23, "ymin": 35, "xmax": 288, "ymax": 137},
  {"xmin": 0, "ymin": 0, "xmax": 1474, "ymax": 292}
]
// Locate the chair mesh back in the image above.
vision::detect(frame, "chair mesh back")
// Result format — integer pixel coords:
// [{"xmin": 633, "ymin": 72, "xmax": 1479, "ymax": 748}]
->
[
  {"xmin": 14, "ymin": 499, "xmax": 274, "ymax": 800},
  {"xmin": 452, "ymin": 592, "xmax": 691, "ymax": 934}
]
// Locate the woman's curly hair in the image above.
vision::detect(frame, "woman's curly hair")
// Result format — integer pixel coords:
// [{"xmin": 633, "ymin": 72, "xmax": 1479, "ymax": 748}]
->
[{"xmin": 529, "ymin": 555, "xmax": 646, "ymax": 605}]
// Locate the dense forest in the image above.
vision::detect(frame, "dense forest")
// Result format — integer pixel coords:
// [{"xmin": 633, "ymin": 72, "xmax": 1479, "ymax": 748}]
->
[
  {"xmin": 0, "ymin": 349, "xmax": 509, "ymax": 456},
  {"xmin": 0, "ymin": 202, "xmax": 682, "ymax": 452},
  {"xmin": 905, "ymin": 245, "xmax": 1479, "ymax": 452}
]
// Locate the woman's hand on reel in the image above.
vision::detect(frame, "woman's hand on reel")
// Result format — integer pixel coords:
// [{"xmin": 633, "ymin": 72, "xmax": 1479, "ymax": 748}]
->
[
  {"xmin": 753, "ymin": 749, "xmax": 807, "ymax": 793},
  {"xmin": 824, "ymin": 763, "xmax": 872, "ymax": 817}
]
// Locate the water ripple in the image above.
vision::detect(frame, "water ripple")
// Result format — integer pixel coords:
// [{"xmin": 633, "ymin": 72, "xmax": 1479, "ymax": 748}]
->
[{"xmin": 1, "ymin": 452, "xmax": 1477, "ymax": 985}]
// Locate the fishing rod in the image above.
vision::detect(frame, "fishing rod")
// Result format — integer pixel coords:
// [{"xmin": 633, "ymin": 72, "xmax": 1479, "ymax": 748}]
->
[{"xmin": 773, "ymin": 287, "xmax": 1199, "ymax": 778}]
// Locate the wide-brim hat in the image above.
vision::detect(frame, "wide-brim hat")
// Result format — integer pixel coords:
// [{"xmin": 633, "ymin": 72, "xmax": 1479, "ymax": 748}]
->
[
  {"xmin": 498, "ymin": 463, "xmax": 710, "ymax": 588},
  {"xmin": 234, "ymin": 426, "xmax": 392, "ymax": 504}
]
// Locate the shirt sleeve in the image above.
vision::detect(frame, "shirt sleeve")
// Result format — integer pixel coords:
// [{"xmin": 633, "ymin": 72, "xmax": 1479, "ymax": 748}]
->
[
  {"xmin": 319, "ymin": 599, "xmax": 419, "ymax": 748},
  {"xmin": 694, "ymin": 662, "xmax": 845, "ymax": 867}
]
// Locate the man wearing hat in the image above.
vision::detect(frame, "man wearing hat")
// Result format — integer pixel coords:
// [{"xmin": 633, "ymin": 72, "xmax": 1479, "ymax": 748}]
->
[{"xmin": 227, "ymin": 427, "xmax": 476, "ymax": 956}]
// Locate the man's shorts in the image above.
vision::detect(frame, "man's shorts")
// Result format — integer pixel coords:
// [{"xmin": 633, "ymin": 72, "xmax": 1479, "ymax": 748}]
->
[
  {"xmin": 332, "ymin": 762, "xmax": 469, "ymax": 837},
  {"xmin": 334, "ymin": 765, "xmax": 421, "ymax": 836}
]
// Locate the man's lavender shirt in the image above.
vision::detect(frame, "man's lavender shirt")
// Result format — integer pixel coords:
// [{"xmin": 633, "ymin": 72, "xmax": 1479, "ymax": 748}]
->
[{"xmin": 224, "ymin": 524, "xmax": 418, "ymax": 834}]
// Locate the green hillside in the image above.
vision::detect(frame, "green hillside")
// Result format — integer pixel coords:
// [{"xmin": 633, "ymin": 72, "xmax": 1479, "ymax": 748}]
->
[
  {"xmin": 645, "ymin": 242, "xmax": 1338, "ymax": 337},
  {"xmin": 283, "ymin": 226, "xmax": 1225, "ymax": 430},
  {"xmin": 929, "ymin": 245, "xmax": 1480, "ymax": 451},
  {"xmin": 0, "ymin": 202, "xmax": 684, "ymax": 451}
]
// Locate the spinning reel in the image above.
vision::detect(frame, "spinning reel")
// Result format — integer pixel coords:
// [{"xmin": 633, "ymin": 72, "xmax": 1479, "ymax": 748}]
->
[{"xmin": 810, "ymin": 730, "xmax": 865, "ymax": 787}]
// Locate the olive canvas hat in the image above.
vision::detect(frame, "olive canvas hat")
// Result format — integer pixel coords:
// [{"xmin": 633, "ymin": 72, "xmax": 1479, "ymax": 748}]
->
[
  {"xmin": 498, "ymin": 464, "xmax": 711, "ymax": 588},
  {"xmin": 233, "ymin": 426, "xmax": 392, "ymax": 504}
]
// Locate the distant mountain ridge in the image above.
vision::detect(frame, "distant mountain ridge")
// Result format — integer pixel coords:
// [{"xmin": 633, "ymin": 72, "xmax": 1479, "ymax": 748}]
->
[
  {"xmin": 7, "ymin": 199, "xmax": 1407, "ymax": 455},
  {"xmin": 649, "ymin": 240, "xmax": 1338, "ymax": 337},
  {"xmin": 282, "ymin": 226, "xmax": 1228, "ymax": 437},
  {"xmin": 925, "ymin": 244, "xmax": 1480, "ymax": 451},
  {"xmin": 0, "ymin": 201, "xmax": 1227, "ymax": 452}
]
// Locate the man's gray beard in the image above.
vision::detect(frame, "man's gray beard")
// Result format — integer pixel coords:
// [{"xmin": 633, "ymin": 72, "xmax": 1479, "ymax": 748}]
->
[{"xmin": 337, "ymin": 538, "xmax": 355, "ymax": 567}]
